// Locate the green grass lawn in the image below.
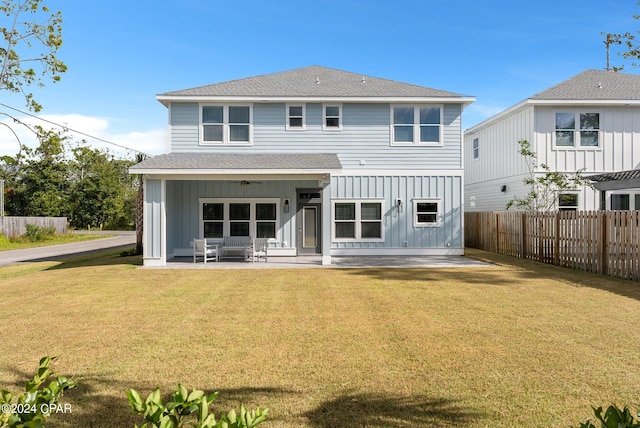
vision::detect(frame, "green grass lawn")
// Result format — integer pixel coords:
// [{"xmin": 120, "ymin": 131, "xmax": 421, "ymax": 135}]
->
[
  {"xmin": 0, "ymin": 232, "xmax": 113, "ymax": 251},
  {"xmin": 0, "ymin": 249, "xmax": 639, "ymax": 427}
]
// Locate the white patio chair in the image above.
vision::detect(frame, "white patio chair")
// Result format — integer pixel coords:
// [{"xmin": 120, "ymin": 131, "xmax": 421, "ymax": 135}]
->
[
  {"xmin": 246, "ymin": 238, "xmax": 269, "ymax": 262},
  {"xmin": 193, "ymin": 238, "xmax": 219, "ymax": 263}
]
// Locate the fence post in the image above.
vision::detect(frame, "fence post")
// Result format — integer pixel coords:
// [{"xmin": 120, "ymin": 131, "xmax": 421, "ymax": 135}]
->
[
  {"xmin": 554, "ymin": 211, "xmax": 560, "ymax": 266},
  {"xmin": 495, "ymin": 212, "xmax": 500, "ymax": 253},
  {"xmin": 599, "ymin": 211, "xmax": 608, "ymax": 276},
  {"xmin": 521, "ymin": 212, "xmax": 527, "ymax": 259}
]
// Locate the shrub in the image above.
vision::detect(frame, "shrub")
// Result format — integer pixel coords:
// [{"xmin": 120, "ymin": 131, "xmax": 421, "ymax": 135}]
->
[
  {"xmin": 0, "ymin": 356, "xmax": 76, "ymax": 427},
  {"xmin": 23, "ymin": 224, "xmax": 57, "ymax": 242},
  {"xmin": 127, "ymin": 384, "xmax": 268, "ymax": 428},
  {"xmin": 575, "ymin": 404, "xmax": 640, "ymax": 428}
]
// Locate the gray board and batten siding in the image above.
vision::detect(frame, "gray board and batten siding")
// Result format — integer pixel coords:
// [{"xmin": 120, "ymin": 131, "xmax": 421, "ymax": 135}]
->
[{"xmin": 169, "ymin": 102, "xmax": 463, "ymax": 169}]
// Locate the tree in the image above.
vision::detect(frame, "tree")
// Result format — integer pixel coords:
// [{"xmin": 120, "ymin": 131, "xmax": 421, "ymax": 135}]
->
[
  {"xmin": 9, "ymin": 126, "xmax": 70, "ymax": 217},
  {"xmin": 68, "ymin": 145, "xmax": 135, "ymax": 229},
  {"xmin": 603, "ymin": 1, "xmax": 640, "ymax": 71},
  {"xmin": 0, "ymin": 0, "xmax": 66, "ymax": 112},
  {"xmin": 506, "ymin": 140, "xmax": 593, "ymax": 211}
]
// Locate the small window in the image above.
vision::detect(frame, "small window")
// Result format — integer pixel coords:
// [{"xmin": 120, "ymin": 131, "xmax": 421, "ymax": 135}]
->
[
  {"xmin": 360, "ymin": 203, "xmax": 382, "ymax": 239},
  {"xmin": 558, "ymin": 193, "xmax": 579, "ymax": 211},
  {"xmin": 323, "ymin": 105, "xmax": 342, "ymax": 130},
  {"xmin": 414, "ymin": 200, "xmax": 441, "ymax": 227},
  {"xmin": 579, "ymin": 113, "xmax": 599, "ymax": 147},
  {"xmin": 286, "ymin": 105, "xmax": 305, "ymax": 130},
  {"xmin": 472, "ymin": 137, "xmax": 479, "ymax": 159}
]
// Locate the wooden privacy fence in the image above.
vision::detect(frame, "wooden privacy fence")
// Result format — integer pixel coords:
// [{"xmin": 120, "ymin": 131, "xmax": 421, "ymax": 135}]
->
[
  {"xmin": 0, "ymin": 216, "xmax": 67, "ymax": 237},
  {"xmin": 465, "ymin": 211, "xmax": 640, "ymax": 282}
]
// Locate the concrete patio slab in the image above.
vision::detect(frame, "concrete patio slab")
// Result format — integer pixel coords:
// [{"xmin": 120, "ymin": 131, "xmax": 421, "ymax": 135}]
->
[{"xmin": 154, "ymin": 254, "xmax": 493, "ymax": 269}]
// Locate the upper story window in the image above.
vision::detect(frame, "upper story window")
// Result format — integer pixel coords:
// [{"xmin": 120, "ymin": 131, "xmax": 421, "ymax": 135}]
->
[
  {"xmin": 472, "ymin": 137, "xmax": 479, "ymax": 159},
  {"xmin": 323, "ymin": 105, "xmax": 342, "ymax": 130},
  {"xmin": 201, "ymin": 105, "xmax": 252, "ymax": 145},
  {"xmin": 286, "ymin": 104, "xmax": 305, "ymax": 130},
  {"xmin": 391, "ymin": 105, "xmax": 442, "ymax": 145},
  {"xmin": 555, "ymin": 112, "xmax": 599, "ymax": 148}
]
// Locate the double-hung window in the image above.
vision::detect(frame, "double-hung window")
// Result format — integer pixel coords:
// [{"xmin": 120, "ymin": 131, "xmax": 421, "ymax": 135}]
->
[
  {"xmin": 392, "ymin": 105, "xmax": 442, "ymax": 145},
  {"xmin": 286, "ymin": 104, "xmax": 305, "ymax": 130},
  {"xmin": 333, "ymin": 201, "xmax": 384, "ymax": 241},
  {"xmin": 201, "ymin": 105, "xmax": 252, "ymax": 145},
  {"xmin": 555, "ymin": 112, "xmax": 600, "ymax": 148},
  {"xmin": 472, "ymin": 137, "xmax": 479, "ymax": 159},
  {"xmin": 323, "ymin": 105, "xmax": 342, "ymax": 130},
  {"xmin": 413, "ymin": 199, "xmax": 441, "ymax": 227}
]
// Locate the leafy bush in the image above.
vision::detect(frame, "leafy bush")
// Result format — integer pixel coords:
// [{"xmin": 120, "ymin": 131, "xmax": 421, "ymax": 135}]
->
[
  {"xmin": 127, "ymin": 384, "xmax": 268, "ymax": 428},
  {"xmin": 23, "ymin": 224, "xmax": 57, "ymax": 242},
  {"xmin": 0, "ymin": 356, "xmax": 76, "ymax": 427},
  {"xmin": 575, "ymin": 404, "xmax": 640, "ymax": 428}
]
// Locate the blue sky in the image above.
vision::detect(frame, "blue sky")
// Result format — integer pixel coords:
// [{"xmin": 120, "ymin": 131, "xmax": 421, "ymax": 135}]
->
[{"xmin": 1, "ymin": 0, "xmax": 639, "ymax": 157}]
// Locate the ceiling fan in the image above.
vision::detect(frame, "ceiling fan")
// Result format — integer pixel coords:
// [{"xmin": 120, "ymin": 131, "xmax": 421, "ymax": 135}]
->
[{"xmin": 231, "ymin": 180, "xmax": 263, "ymax": 188}]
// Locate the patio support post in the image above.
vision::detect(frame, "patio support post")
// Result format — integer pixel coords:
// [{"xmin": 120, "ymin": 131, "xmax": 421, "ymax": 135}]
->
[{"xmin": 321, "ymin": 178, "xmax": 332, "ymax": 265}]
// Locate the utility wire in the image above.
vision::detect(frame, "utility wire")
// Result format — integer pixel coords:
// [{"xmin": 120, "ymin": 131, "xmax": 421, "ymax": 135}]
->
[{"xmin": 0, "ymin": 101, "xmax": 151, "ymax": 156}]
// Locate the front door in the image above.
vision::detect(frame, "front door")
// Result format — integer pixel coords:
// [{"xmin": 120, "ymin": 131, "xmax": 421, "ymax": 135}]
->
[{"xmin": 296, "ymin": 189, "xmax": 322, "ymax": 254}]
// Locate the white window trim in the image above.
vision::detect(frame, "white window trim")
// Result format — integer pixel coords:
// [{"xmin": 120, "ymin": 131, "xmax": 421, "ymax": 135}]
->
[
  {"xmin": 286, "ymin": 104, "xmax": 306, "ymax": 130},
  {"xmin": 199, "ymin": 198, "xmax": 280, "ymax": 240},
  {"xmin": 322, "ymin": 104, "xmax": 342, "ymax": 131},
  {"xmin": 390, "ymin": 104, "xmax": 444, "ymax": 147},
  {"xmin": 553, "ymin": 110, "xmax": 602, "ymax": 151},
  {"xmin": 199, "ymin": 104, "xmax": 253, "ymax": 146},
  {"xmin": 472, "ymin": 137, "xmax": 479, "ymax": 160},
  {"xmin": 413, "ymin": 198, "xmax": 442, "ymax": 227},
  {"xmin": 608, "ymin": 191, "xmax": 640, "ymax": 210},
  {"xmin": 331, "ymin": 199, "xmax": 385, "ymax": 242},
  {"xmin": 557, "ymin": 192, "xmax": 580, "ymax": 211}
]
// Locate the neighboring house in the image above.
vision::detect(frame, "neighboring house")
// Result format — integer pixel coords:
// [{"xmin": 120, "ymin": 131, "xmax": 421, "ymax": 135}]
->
[
  {"xmin": 130, "ymin": 66, "xmax": 474, "ymax": 266},
  {"xmin": 464, "ymin": 69, "xmax": 640, "ymax": 212}
]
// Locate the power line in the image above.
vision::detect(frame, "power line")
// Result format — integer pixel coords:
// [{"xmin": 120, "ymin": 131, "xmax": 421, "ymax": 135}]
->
[{"xmin": 0, "ymin": 102, "xmax": 151, "ymax": 156}]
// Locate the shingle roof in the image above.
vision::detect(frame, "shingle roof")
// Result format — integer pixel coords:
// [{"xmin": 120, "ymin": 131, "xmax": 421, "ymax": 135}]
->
[
  {"xmin": 530, "ymin": 69, "xmax": 640, "ymax": 100},
  {"xmin": 160, "ymin": 65, "xmax": 469, "ymax": 99},
  {"xmin": 588, "ymin": 169, "xmax": 640, "ymax": 183},
  {"xmin": 130, "ymin": 153, "xmax": 342, "ymax": 172}
]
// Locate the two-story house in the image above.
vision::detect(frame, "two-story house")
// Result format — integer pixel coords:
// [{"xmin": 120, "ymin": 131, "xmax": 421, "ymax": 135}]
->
[
  {"xmin": 131, "ymin": 66, "xmax": 474, "ymax": 266},
  {"xmin": 464, "ymin": 69, "xmax": 640, "ymax": 212}
]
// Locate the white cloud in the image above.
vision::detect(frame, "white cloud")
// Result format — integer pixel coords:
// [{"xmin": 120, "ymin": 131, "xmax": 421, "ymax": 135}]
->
[{"xmin": 0, "ymin": 113, "xmax": 168, "ymax": 159}]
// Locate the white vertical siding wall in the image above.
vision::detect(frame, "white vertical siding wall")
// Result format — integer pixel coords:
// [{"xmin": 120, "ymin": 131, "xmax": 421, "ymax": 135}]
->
[
  {"xmin": 331, "ymin": 174, "xmax": 463, "ymax": 251},
  {"xmin": 464, "ymin": 106, "xmax": 534, "ymax": 211},
  {"xmin": 534, "ymin": 106, "xmax": 640, "ymax": 174}
]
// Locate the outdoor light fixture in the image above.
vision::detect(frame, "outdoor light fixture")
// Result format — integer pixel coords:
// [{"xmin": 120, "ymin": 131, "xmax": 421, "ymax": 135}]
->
[
  {"xmin": 501, "ymin": 185, "xmax": 507, "ymax": 193},
  {"xmin": 284, "ymin": 199, "xmax": 290, "ymax": 213},
  {"xmin": 396, "ymin": 198, "xmax": 403, "ymax": 213}
]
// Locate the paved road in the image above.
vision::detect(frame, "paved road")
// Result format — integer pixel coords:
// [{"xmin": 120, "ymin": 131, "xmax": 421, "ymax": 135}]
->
[{"xmin": 0, "ymin": 231, "xmax": 136, "ymax": 267}]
